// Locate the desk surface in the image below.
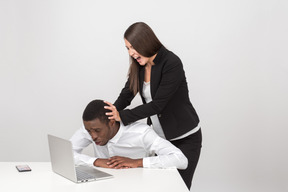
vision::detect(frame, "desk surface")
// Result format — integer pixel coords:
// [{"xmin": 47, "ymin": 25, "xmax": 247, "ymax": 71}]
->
[{"xmin": 0, "ymin": 162, "xmax": 189, "ymax": 192}]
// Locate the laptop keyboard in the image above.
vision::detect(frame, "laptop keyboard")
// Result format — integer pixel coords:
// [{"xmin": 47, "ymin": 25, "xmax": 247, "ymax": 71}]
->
[{"xmin": 76, "ymin": 168, "xmax": 95, "ymax": 181}]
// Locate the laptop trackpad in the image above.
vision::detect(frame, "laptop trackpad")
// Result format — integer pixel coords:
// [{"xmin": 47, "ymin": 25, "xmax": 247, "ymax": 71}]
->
[{"xmin": 77, "ymin": 165, "xmax": 113, "ymax": 179}]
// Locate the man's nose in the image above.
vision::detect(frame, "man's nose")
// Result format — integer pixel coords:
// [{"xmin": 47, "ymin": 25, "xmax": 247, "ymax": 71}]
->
[{"xmin": 90, "ymin": 132, "xmax": 97, "ymax": 141}]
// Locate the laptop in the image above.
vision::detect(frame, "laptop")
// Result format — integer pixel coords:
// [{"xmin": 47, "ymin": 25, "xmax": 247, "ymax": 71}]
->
[{"xmin": 47, "ymin": 134, "xmax": 113, "ymax": 183}]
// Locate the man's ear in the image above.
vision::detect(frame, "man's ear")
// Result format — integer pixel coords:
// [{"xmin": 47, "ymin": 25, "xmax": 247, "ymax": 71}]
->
[{"xmin": 108, "ymin": 119, "xmax": 116, "ymax": 127}]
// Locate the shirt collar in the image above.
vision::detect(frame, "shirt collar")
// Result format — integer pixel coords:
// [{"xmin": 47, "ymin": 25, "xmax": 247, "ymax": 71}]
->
[{"xmin": 108, "ymin": 121, "xmax": 124, "ymax": 144}]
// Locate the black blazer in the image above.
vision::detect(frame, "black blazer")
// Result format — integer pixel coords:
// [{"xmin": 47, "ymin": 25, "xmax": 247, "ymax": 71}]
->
[{"xmin": 114, "ymin": 46, "xmax": 199, "ymax": 140}]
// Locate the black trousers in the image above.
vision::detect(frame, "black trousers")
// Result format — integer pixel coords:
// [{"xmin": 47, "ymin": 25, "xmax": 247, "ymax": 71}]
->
[{"xmin": 171, "ymin": 129, "xmax": 202, "ymax": 190}]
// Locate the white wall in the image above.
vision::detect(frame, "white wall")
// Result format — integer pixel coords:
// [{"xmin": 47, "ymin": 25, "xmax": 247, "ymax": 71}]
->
[{"xmin": 0, "ymin": 0, "xmax": 287, "ymax": 191}]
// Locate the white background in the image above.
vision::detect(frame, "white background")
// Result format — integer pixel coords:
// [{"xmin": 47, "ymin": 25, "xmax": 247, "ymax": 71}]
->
[{"xmin": 0, "ymin": 0, "xmax": 287, "ymax": 191}]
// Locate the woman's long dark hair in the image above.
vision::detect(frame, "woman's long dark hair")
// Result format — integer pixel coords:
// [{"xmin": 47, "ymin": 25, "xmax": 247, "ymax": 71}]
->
[{"xmin": 124, "ymin": 22, "xmax": 163, "ymax": 95}]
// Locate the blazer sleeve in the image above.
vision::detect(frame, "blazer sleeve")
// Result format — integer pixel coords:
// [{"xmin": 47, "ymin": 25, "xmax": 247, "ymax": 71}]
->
[{"xmin": 114, "ymin": 79, "xmax": 136, "ymax": 111}]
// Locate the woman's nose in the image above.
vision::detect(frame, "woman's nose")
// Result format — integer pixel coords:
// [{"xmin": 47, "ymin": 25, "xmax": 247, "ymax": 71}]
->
[{"xmin": 128, "ymin": 49, "xmax": 134, "ymax": 57}]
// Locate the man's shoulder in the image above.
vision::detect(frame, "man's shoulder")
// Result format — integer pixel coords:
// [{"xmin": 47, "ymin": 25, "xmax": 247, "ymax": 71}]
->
[
  {"xmin": 120, "ymin": 122, "xmax": 160, "ymax": 145},
  {"xmin": 123, "ymin": 121, "xmax": 152, "ymax": 133}
]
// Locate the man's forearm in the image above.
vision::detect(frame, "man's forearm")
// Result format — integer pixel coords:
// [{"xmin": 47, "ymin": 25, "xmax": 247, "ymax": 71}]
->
[
  {"xmin": 96, "ymin": 156, "xmax": 143, "ymax": 169},
  {"xmin": 94, "ymin": 158, "xmax": 110, "ymax": 168}
]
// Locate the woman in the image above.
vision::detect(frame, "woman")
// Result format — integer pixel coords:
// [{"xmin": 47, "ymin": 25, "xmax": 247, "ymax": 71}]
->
[{"xmin": 104, "ymin": 22, "xmax": 202, "ymax": 190}]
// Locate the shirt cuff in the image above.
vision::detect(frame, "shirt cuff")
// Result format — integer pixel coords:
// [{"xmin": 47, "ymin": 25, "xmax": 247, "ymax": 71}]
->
[
  {"xmin": 87, "ymin": 157, "xmax": 97, "ymax": 166},
  {"xmin": 142, "ymin": 157, "xmax": 150, "ymax": 168}
]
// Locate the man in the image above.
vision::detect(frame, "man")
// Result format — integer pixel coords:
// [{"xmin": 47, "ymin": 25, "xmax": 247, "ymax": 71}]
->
[{"xmin": 70, "ymin": 99, "xmax": 188, "ymax": 169}]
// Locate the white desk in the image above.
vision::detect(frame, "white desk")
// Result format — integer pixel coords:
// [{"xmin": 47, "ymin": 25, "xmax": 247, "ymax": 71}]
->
[{"xmin": 0, "ymin": 162, "xmax": 189, "ymax": 192}]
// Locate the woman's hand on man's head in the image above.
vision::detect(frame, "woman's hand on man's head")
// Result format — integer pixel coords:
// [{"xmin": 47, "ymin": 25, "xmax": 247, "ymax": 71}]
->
[{"xmin": 104, "ymin": 101, "xmax": 121, "ymax": 122}]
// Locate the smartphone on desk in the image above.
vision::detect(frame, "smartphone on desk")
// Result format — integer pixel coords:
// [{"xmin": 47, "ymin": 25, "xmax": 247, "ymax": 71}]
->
[{"xmin": 16, "ymin": 165, "xmax": 32, "ymax": 172}]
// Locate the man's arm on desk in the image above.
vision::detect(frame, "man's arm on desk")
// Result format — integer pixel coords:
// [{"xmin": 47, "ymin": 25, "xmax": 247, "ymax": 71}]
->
[
  {"xmin": 142, "ymin": 128, "xmax": 188, "ymax": 169},
  {"xmin": 96, "ymin": 127, "xmax": 188, "ymax": 170},
  {"xmin": 107, "ymin": 157, "xmax": 143, "ymax": 168},
  {"xmin": 70, "ymin": 125, "xmax": 97, "ymax": 165},
  {"xmin": 94, "ymin": 157, "xmax": 142, "ymax": 169},
  {"xmin": 93, "ymin": 158, "xmax": 110, "ymax": 168},
  {"xmin": 70, "ymin": 124, "xmax": 187, "ymax": 169}
]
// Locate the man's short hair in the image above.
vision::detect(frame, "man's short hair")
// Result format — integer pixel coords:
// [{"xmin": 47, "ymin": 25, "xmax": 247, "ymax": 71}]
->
[{"xmin": 82, "ymin": 99, "xmax": 110, "ymax": 125}]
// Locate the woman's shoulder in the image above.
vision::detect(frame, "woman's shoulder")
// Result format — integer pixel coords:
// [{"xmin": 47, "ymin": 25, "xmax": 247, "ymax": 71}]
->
[{"xmin": 155, "ymin": 46, "xmax": 182, "ymax": 67}]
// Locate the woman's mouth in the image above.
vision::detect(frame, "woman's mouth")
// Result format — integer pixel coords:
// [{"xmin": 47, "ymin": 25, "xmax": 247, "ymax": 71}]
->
[{"xmin": 135, "ymin": 56, "xmax": 141, "ymax": 63}]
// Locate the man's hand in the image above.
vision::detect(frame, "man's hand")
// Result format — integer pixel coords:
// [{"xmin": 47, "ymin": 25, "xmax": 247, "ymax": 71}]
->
[
  {"xmin": 93, "ymin": 158, "xmax": 111, "ymax": 168},
  {"xmin": 107, "ymin": 156, "xmax": 143, "ymax": 169}
]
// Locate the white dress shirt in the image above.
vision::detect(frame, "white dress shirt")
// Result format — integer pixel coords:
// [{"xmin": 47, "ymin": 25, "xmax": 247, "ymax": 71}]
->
[
  {"xmin": 142, "ymin": 81, "xmax": 166, "ymax": 139},
  {"xmin": 70, "ymin": 121, "xmax": 188, "ymax": 169}
]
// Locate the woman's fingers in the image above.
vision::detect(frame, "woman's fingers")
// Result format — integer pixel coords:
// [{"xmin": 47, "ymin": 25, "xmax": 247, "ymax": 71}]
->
[
  {"xmin": 103, "ymin": 101, "xmax": 121, "ymax": 121},
  {"xmin": 104, "ymin": 100, "xmax": 113, "ymax": 107}
]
